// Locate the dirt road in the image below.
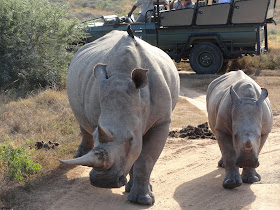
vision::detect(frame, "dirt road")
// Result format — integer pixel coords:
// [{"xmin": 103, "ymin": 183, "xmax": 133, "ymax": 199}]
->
[{"xmin": 17, "ymin": 80, "xmax": 279, "ymax": 210}]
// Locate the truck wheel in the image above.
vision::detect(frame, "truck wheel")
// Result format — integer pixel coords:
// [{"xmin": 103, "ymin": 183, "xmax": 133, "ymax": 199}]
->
[{"xmin": 189, "ymin": 43, "xmax": 223, "ymax": 74}]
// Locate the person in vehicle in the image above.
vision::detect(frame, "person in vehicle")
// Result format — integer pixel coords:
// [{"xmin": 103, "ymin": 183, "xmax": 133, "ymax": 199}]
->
[
  {"xmin": 128, "ymin": 0, "xmax": 167, "ymax": 22},
  {"xmin": 170, "ymin": 0, "xmax": 195, "ymax": 9},
  {"xmin": 180, "ymin": 0, "xmax": 195, "ymax": 8},
  {"xmin": 170, "ymin": 0, "xmax": 182, "ymax": 9},
  {"xmin": 214, "ymin": 0, "xmax": 231, "ymax": 3}
]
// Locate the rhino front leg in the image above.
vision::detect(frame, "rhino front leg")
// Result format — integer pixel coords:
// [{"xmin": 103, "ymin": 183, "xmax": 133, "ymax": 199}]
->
[
  {"xmin": 241, "ymin": 168, "xmax": 261, "ymax": 183},
  {"xmin": 128, "ymin": 121, "xmax": 169, "ymax": 205},
  {"xmin": 75, "ymin": 126, "xmax": 94, "ymax": 158},
  {"xmin": 216, "ymin": 130, "xmax": 242, "ymax": 189},
  {"xmin": 241, "ymin": 134, "xmax": 267, "ymax": 183}
]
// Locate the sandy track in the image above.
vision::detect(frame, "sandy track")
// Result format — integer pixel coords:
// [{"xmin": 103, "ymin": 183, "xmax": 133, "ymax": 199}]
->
[
  {"xmin": 15, "ymin": 87, "xmax": 280, "ymax": 210},
  {"xmin": 43, "ymin": 93, "xmax": 280, "ymax": 210},
  {"xmin": 48, "ymin": 133, "xmax": 280, "ymax": 210}
]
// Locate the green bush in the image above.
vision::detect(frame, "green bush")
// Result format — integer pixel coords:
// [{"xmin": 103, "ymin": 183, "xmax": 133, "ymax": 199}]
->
[
  {"xmin": 0, "ymin": 137, "xmax": 42, "ymax": 181},
  {"xmin": 0, "ymin": 0, "xmax": 85, "ymax": 92}
]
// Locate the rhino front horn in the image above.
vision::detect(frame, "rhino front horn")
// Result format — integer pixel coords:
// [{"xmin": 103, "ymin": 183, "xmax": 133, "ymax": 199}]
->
[
  {"xmin": 60, "ymin": 148, "xmax": 112, "ymax": 169},
  {"xmin": 244, "ymin": 139, "xmax": 253, "ymax": 151}
]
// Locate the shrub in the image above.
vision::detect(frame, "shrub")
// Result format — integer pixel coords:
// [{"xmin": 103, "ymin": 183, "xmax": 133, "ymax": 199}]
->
[
  {"xmin": 0, "ymin": 0, "xmax": 85, "ymax": 92},
  {"xmin": 0, "ymin": 137, "xmax": 42, "ymax": 181}
]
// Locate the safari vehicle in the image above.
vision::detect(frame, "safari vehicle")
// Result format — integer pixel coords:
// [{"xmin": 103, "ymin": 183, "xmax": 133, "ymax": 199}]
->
[{"xmin": 83, "ymin": 0, "xmax": 277, "ymax": 74}]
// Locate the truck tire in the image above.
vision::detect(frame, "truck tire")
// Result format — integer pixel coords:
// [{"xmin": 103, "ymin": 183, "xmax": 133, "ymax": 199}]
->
[{"xmin": 189, "ymin": 43, "xmax": 223, "ymax": 74}]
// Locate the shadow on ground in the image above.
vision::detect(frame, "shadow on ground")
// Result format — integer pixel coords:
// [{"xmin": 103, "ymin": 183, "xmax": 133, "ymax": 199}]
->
[{"xmin": 173, "ymin": 168, "xmax": 256, "ymax": 209}]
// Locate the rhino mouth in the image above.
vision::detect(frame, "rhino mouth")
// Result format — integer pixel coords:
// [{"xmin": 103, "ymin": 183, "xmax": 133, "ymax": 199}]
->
[
  {"xmin": 89, "ymin": 168, "xmax": 127, "ymax": 188},
  {"xmin": 236, "ymin": 156, "xmax": 259, "ymax": 168}
]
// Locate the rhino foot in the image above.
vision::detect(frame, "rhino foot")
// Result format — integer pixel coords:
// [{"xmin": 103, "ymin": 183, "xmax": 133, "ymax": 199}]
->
[
  {"xmin": 223, "ymin": 171, "xmax": 242, "ymax": 189},
  {"xmin": 128, "ymin": 192, "xmax": 154, "ymax": 205},
  {"xmin": 127, "ymin": 184, "xmax": 154, "ymax": 205},
  {"xmin": 223, "ymin": 179, "xmax": 242, "ymax": 189},
  {"xmin": 241, "ymin": 168, "xmax": 261, "ymax": 183}
]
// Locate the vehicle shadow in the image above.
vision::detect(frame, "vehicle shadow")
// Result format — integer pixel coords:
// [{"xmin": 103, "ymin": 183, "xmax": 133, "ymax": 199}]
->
[
  {"xmin": 173, "ymin": 168, "xmax": 256, "ymax": 209},
  {"xmin": 179, "ymin": 72, "xmax": 219, "ymax": 97}
]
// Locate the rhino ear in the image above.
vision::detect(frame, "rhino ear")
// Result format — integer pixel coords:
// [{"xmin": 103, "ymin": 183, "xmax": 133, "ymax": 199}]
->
[
  {"xmin": 230, "ymin": 86, "xmax": 242, "ymax": 107},
  {"xmin": 131, "ymin": 68, "xmax": 148, "ymax": 89},
  {"xmin": 93, "ymin": 63, "xmax": 108, "ymax": 81},
  {"xmin": 256, "ymin": 88, "xmax": 268, "ymax": 106}
]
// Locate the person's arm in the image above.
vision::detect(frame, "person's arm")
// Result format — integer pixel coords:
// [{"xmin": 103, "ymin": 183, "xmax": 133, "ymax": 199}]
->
[
  {"xmin": 128, "ymin": 5, "xmax": 137, "ymax": 17},
  {"xmin": 170, "ymin": 0, "xmax": 176, "ymax": 9}
]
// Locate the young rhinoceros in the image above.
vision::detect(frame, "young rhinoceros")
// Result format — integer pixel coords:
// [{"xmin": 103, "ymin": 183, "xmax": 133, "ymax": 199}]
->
[
  {"xmin": 206, "ymin": 70, "xmax": 273, "ymax": 189},
  {"xmin": 60, "ymin": 29, "xmax": 180, "ymax": 205}
]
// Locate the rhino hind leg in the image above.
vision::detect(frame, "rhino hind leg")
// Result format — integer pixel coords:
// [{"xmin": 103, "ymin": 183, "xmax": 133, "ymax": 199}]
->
[
  {"xmin": 241, "ymin": 168, "xmax": 261, "ymax": 183},
  {"xmin": 75, "ymin": 126, "xmax": 94, "ymax": 158},
  {"xmin": 218, "ymin": 157, "xmax": 224, "ymax": 168},
  {"xmin": 128, "ymin": 122, "xmax": 170, "ymax": 205},
  {"xmin": 125, "ymin": 169, "xmax": 133, "ymax": 193}
]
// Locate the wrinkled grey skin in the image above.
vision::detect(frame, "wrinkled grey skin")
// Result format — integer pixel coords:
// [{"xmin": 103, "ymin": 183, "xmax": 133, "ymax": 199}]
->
[
  {"xmin": 60, "ymin": 30, "xmax": 180, "ymax": 205},
  {"xmin": 207, "ymin": 70, "xmax": 273, "ymax": 189}
]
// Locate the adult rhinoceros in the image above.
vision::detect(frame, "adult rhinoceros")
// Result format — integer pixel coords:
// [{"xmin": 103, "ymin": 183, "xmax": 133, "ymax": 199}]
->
[
  {"xmin": 206, "ymin": 70, "xmax": 273, "ymax": 189},
  {"xmin": 60, "ymin": 29, "xmax": 180, "ymax": 205}
]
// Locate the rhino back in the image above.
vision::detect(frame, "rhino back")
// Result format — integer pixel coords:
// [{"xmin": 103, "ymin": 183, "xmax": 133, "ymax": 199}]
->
[{"xmin": 67, "ymin": 30, "xmax": 179, "ymax": 134}]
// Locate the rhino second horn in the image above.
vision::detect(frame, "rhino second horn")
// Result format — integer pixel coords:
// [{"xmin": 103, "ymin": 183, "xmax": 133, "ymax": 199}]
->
[
  {"xmin": 60, "ymin": 150, "xmax": 109, "ymax": 169},
  {"xmin": 98, "ymin": 124, "xmax": 114, "ymax": 143}
]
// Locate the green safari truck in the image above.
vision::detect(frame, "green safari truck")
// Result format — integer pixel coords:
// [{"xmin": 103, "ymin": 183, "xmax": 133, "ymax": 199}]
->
[{"xmin": 83, "ymin": 0, "xmax": 277, "ymax": 74}]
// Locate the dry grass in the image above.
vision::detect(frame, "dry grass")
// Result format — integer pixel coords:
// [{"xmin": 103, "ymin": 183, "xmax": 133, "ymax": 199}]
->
[{"xmin": 0, "ymin": 89, "xmax": 81, "ymax": 182}]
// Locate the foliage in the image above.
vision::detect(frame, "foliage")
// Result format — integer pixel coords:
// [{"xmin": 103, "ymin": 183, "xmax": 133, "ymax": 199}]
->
[
  {"xmin": 0, "ymin": 137, "xmax": 42, "ymax": 181},
  {"xmin": 0, "ymin": 0, "xmax": 85, "ymax": 92},
  {"xmin": 227, "ymin": 47, "xmax": 280, "ymax": 73},
  {"xmin": 49, "ymin": 0, "xmax": 135, "ymax": 20}
]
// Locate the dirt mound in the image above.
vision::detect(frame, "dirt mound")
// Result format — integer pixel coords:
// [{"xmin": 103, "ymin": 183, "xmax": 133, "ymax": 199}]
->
[
  {"xmin": 33, "ymin": 141, "xmax": 59, "ymax": 150},
  {"xmin": 169, "ymin": 122, "xmax": 216, "ymax": 140}
]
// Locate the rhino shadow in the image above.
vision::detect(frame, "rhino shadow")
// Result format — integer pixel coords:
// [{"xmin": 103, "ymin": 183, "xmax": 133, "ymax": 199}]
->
[
  {"xmin": 173, "ymin": 168, "xmax": 256, "ymax": 209},
  {"xmin": 1, "ymin": 165, "xmax": 149, "ymax": 209},
  {"xmin": 47, "ymin": 167, "xmax": 152, "ymax": 210}
]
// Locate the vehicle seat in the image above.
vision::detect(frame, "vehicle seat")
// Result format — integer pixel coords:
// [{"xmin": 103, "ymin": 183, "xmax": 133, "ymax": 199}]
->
[
  {"xmin": 231, "ymin": 0, "xmax": 270, "ymax": 24},
  {"xmin": 160, "ymin": 8, "xmax": 195, "ymax": 26},
  {"xmin": 266, "ymin": 0, "xmax": 276, "ymax": 20},
  {"xmin": 195, "ymin": 3, "xmax": 231, "ymax": 25}
]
